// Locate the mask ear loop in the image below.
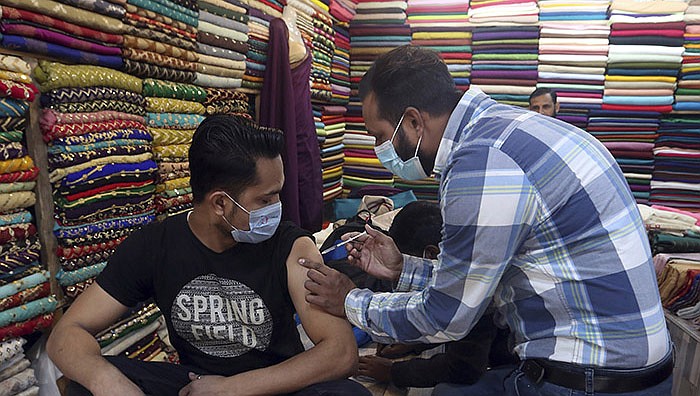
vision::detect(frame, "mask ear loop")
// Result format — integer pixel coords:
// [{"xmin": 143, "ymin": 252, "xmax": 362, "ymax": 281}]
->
[
  {"xmin": 390, "ymin": 113, "xmax": 406, "ymax": 143},
  {"xmin": 414, "ymin": 135, "xmax": 423, "ymax": 157}
]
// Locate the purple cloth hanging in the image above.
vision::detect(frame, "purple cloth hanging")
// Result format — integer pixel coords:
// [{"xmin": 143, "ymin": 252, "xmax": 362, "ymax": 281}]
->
[{"xmin": 259, "ymin": 18, "xmax": 322, "ymax": 232}]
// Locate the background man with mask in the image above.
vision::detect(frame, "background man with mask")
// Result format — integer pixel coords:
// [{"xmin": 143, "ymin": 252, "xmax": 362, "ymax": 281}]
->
[
  {"xmin": 299, "ymin": 46, "xmax": 673, "ymax": 395},
  {"xmin": 47, "ymin": 115, "xmax": 368, "ymax": 396},
  {"xmin": 528, "ymin": 87, "xmax": 560, "ymax": 117}
]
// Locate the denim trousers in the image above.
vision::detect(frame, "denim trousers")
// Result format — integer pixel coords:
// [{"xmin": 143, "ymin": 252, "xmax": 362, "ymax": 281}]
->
[{"xmin": 432, "ymin": 363, "xmax": 673, "ymax": 396}]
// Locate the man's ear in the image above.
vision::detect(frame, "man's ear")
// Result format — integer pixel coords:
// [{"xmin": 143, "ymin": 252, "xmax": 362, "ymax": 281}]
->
[
  {"xmin": 403, "ymin": 106, "xmax": 425, "ymax": 139},
  {"xmin": 208, "ymin": 191, "xmax": 228, "ymax": 216},
  {"xmin": 555, "ymin": 102, "xmax": 560, "ymax": 114}
]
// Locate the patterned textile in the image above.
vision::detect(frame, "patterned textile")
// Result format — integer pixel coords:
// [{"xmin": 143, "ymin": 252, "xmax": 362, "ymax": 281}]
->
[
  {"xmin": 0, "ymin": 266, "xmax": 41, "ymax": 287},
  {"xmin": 152, "ymin": 144, "xmax": 189, "ymax": 160},
  {"xmin": 0, "ymin": 283, "xmax": 49, "ymax": 312},
  {"xmin": 193, "ymin": 73, "xmax": 241, "ymax": 88},
  {"xmin": 0, "ymin": 223, "xmax": 35, "ymax": 245},
  {"xmin": 0, "ymin": 118, "xmax": 25, "ymax": 133},
  {"xmin": 0, "ymin": 368, "xmax": 36, "ymax": 395},
  {"xmin": 0, "ymin": 211, "xmax": 32, "ymax": 227},
  {"xmin": 198, "ymin": 1, "xmax": 248, "ymax": 23},
  {"xmin": 155, "ymin": 193, "xmax": 192, "ymax": 212},
  {"xmin": 34, "ymin": 62, "xmax": 142, "ymax": 93},
  {"xmin": 196, "ymin": 63, "xmax": 244, "ymax": 78},
  {"xmin": 121, "ymin": 59, "xmax": 196, "ymax": 83},
  {"xmin": 122, "ymin": 48, "xmax": 197, "ymax": 72},
  {"xmin": 205, "ymin": 100, "xmax": 250, "ymax": 115},
  {"xmin": 122, "ymin": 22, "xmax": 196, "ymax": 51},
  {"xmin": 142, "ymin": 79, "xmax": 206, "ymax": 102},
  {"xmin": 51, "ymin": 100, "xmax": 146, "ymax": 116},
  {"xmin": 47, "ymin": 145, "xmax": 152, "ymax": 169},
  {"xmin": 0, "ymin": 338, "xmax": 23, "ymax": 365},
  {"xmin": 145, "ymin": 113, "xmax": 203, "ymax": 129},
  {"xmin": 0, "ymin": 143, "xmax": 25, "ymax": 161},
  {"xmin": 55, "ymin": 182, "xmax": 154, "ymax": 207},
  {"xmin": 51, "ymin": 129, "xmax": 151, "ymax": 146},
  {"xmin": 0, "ymin": 235, "xmax": 38, "ymax": 256},
  {"xmin": 0, "ymin": 297, "xmax": 57, "ymax": 327},
  {"xmin": 0, "ymin": 313, "xmax": 54, "ymax": 342},
  {"xmin": 96, "ymin": 303, "xmax": 160, "ymax": 346},
  {"xmin": 48, "ymin": 139, "xmax": 151, "ymax": 154},
  {"xmin": 56, "ymin": 237, "xmax": 126, "ymax": 259},
  {"xmin": 0, "ymin": 0, "xmax": 125, "ymax": 34},
  {"xmin": 61, "ymin": 250, "xmax": 114, "ymax": 271},
  {"xmin": 55, "ymin": 160, "xmax": 156, "ymax": 188},
  {"xmin": 57, "ymin": 0, "xmax": 125, "ymax": 18},
  {"xmin": 196, "ymin": 42, "xmax": 246, "ymax": 61},
  {"xmin": 196, "ymin": 53, "xmax": 245, "ymax": 70},
  {"xmin": 0, "ymin": 360, "xmax": 31, "ymax": 386},
  {"xmin": 0, "ymin": 23, "xmax": 122, "ymax": 56},
  {"xmin": 158, "ymin": 176, "xmax": 188, "ymax": 191},
  {"xmin": 0, "ymin": 193, "xmax": 35, "ymax": 216},
  {"xmin": 150, "ymin": 128, "xmax": 193, "ymax": 145},
  {"xmin": 40, "ymin": 87, "xmax": 145, "ymax": 107},
  {"xmin": 197, "ymin": 31, "xmax": 248, "ymax": 53},
  {"xmin": 0, "ymin": 100, "xmax": 27, "ymax": 117},
  {"xmin": 160, "ymin": 186, "xmax": 190, "ymax": 197},
  {"xmin": 0, "ymin": 6, "xmax": 123, "ymax": 44},
  {"xmin": 146, "ymin": 97, "xmax": 204, "ymax": 114},
  {"xmin": 0, "ymin": 246, "xmax": 41, "ymax": 275},
  {"xmin": 126, "ymin": 0, "xmax": 198, "ymax": 26},
  {"xmin": 123, "ymin": 12, "xmax": 196, "ymax": 42},
  {"xmin": 41, "ymin": 109, "xmax": 145, "ymax": 127},
  {"xmin": 0, "ymin": 131, "xmax": 22, "ymax": 143},
  {"xmin": 122, "ymin": 35, "xmax": 197, "ymax": 62},
  {"xmin": 56, "ymin": 197, "xmax": 154, "ymax": 225},
  {"xmin": 0, "ymin": 182, "xmax": 35, "ymax": 194},
  {"xmin": 204, "ymin": 87, "xmax": 247, "ymax": 104},
  {"xmin": 0, "ymin": 55, "xmax": 30, "ymax": 75},
  {"xmin": 157, "ymin": 161, "xmax": 189, "ymax": 181},
  {"xmin": 0, "ymin": 270, "xmax": 47, "ymax": 300},
  {"xmin": 48, "ymin": 152, "xmax": 152, "ymax": 182},
  {"xmin": 0, "ymin": 167, "xmax": 38, "ymax": 183},
  {"xmin": 56, "ymin": 262, "xmax": 106, "ymax": 286},
  {"xmin": 0, "ymin": 156, "xmax": 33, "ymax": 174},
  {"xmin": 56, "ymin": 225, "xmax": 142, "ymax": 247},
  {"xmin": 63, "ymin": 278, "xmax": 93, "ymax": 299},
  {"xmin": 41, "ymin": 119, "xmax": 146, "ymax": 142},
  {"xmin": 0, "ymin": 35, "xmax": 123, "ymax": 69},
  {"xmin": 0, "ymin": 80, "xmax": 38, "ymax": 102},
  {"xmin": 124, "ymin": 3, "xmax": 195, "ymax": 32}
]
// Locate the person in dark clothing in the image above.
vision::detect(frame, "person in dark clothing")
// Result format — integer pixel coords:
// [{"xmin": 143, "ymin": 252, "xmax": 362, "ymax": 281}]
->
[{"xmin": 357, "ymin": 201, "xmax": 516, "ymax": 388}]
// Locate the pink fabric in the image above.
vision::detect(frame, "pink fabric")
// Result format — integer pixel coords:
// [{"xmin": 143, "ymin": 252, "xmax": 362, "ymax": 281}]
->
[{"xmin": 651, "ymin": 205, "xmax": 700, "ymax": 225}]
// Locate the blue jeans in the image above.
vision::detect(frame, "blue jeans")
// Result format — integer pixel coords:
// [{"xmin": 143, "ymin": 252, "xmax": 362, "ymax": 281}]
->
[{"xmin": 432, "ymin": 364, "xmax": 673, "ymax": 396}]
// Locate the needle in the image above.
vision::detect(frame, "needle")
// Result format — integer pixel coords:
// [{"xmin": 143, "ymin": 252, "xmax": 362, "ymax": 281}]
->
[{"xmin": 320, "ymin": 231, "xmax": 368, "ymax": 255}]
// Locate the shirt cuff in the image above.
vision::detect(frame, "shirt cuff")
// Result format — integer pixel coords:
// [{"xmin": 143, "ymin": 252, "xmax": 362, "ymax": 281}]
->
[
  {"xmin": 395, "ymin": 254, "xmax": 433, "ymax": 292},
  {"xmin": 345, "ymin": 288, "xmax": 373, "ymax": 329}
]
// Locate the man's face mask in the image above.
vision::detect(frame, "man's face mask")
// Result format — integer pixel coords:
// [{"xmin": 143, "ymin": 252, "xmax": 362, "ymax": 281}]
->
[
  {"xmin": 374, "ymin": 113, "xmax": 428, "ymax": 181},
  {"xmin": 220, "ymin": 192, "xmax": 282, "ymax": 244}
]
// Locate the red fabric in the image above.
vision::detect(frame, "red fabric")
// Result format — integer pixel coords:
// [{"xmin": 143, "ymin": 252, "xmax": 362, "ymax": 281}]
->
[
  {"xmin": 42, "ymin": 120, "xmax": 145, "ymax": 142},
  {"xmin": 0, "ymin": 80, "xmax": 38, "ymax": 102},
  {"xmin": 0, "ymin": 282, "xmax": 50, "ymax": 311},
  {"xmin": 440, "ymin": 52, "xmax": 472, "ymax": 60},
  {"xmin": 0, "ymin": 313, "xmax": 54, "ymax": 342},
  {"xmin": 0, "ymin": 223, "xmax": 37, "ymax": 246},
  {"xmin": 0, "ymin": 167, "xmax": 39, "ymax": 183},
  {"xmin": 611, "ymin": 22, "xmax": 686, "ymax": 31},
  {"xmin": 0, "ymin": 6, "xmax": 123, "ymax": 44},
  {"xmin": 64, "ymin": 179, "xmax": 153, "ymax": 202},
  {"xmin": 56, "ymin": 236, "xmax": 127, "ymax": 259},
  {"xmin": 611, "ymin": 29, "xmax": 684, "ymax": 37},
  {"xmin": 601, "ymin": 104, "xmax": 673, "ymax": 112}
]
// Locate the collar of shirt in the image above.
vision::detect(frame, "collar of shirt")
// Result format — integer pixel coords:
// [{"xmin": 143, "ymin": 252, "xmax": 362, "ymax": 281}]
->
[{"xmin": 432, "ymin": 87, "xmax": 493, "ymax": 178}]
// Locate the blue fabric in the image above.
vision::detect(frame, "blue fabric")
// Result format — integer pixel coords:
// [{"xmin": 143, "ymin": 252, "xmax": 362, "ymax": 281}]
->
[
  {"xmin": 0, "ymin": 34, "xmax": 122, "ymax": 70},
  {"xmin": 0, "ymin": 210, "xmax": 32, "ymax": 227},
  {"xmin": 603, "ymin": 96, "xmax": 674, "ymax": 105},
  {"xmin": 0, "ymin": 296, "xmax": 56, "ymax": 327},
  {"xmin": 0, "ymin": 270, "xmax": 48, "ymax": 299},
  {"xmin": 57, "ymin": 160, "xmax": 157, "ymax": 188},
  {"xmin": 54, "ymin": 213, "xmax": 155, "ymax": 239},
  {"xmin": 57, "ymin": 262, "xmax": 107, "ymax": 286}
]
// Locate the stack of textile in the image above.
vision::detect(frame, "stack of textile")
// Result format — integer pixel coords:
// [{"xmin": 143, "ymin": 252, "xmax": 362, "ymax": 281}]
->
[
  {"xmin": 318, "ymin": 105, "xmax": 346, "ymax": 201},
  {"xmin": 0, "ymin": 0, "xmax": 124, "ymax": 69},
  {"xmin": 0, "ymin": 55, "xmax": 55, "ymax": 346},
  {"xmin": 656, "ymin": 252, "xmax": 700, "ymax": 328},
  {"xmin": 35, "ymin": 61, "xmax": 157, "ymax": 299},
  {"xmin": 288, "ymin": 0, "xmax": 336, "ymax": 104},
  {"xmin": 344, "ymin": 1, "xmax": 410, "ymax": 195},
  {"xmin": 331, "ymin": 21, "xmax": 351, "ymax": 104},
  {"xmin": 241, "ymin": 1, "xmax": 277, "ymax": 93},
  {"xmin": 0, "ymin": 338, "xmax": 39, "ymax": 395},
  {"xmin": 196, "ymin": 0, "xmax": 249, "ymax": 88},
  {"xmin": 144, "ymin": 79, "xmax": 206, "ymax": 220},
  {"xmin": 470, "ymin": 25, "xmax": 540, "ymax": 107},
  {"xmin": 599, "ymin": 0, "xmax": 688, "ymax": 203},
  {"xmin": 468, "ymin": 0, "xmax": 538, "ymax": 25},
  {"xmin": 196, "ymin": 1, "xmax": 249, "ymax": 90},
  {"xmin": 536, "ymin": 1, "xmax": 610, "ymax": 129},
  {"xmin": 120, "ymin": 0, "xmax": 199, "ymax": 83},
  {"xmin": 204, "ymin": 88, "xmax": 252, "ymax": 117},
  {"xmin": 640, "ymin": 204, "xmax": 700, "ymax": 256},
  {"xmin": 651, "ymin": 115, "xmax": 700, "ymax": 210},
  {"xmin": 330, "ymin": 0, "xmax": 356, "ymax": 24},
  {"xmin": 98, "ymin": 303, "xmax": 179, "ymax": 363},
  {"xmin": 677, "ymin": 0, "xmax": 700, "ymax": 114},
  {"xmin": 407, "ymin": 0, "xmax": 471, "ymax": 91}
]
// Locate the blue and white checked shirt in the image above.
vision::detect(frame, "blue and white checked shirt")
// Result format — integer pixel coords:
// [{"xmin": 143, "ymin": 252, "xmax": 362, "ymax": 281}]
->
[{"xmin": 346, "ymin": 88, "xmax": 670, "ymax": 369}]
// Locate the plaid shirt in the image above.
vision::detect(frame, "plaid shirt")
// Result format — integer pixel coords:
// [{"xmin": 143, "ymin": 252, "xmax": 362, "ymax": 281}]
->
[{"xmin": 346, "ymin": 88, "xmax": 670, "ymax": 368}]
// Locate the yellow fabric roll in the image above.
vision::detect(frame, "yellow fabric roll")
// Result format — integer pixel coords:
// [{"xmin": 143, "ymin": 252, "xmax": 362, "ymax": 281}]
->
[
  {"xmin": 0, "ymin": 55, "xmax": 31, "ymax": 75},
  {"xmin": 0, "ymin": 70, "xmax": 31, "ymax": 85},
  {"xmin": 158, "ymin": 176, "xmax": 190, "ymax": 193},
  {"xmin": 0, "ymin": 191, "xmax": 35, "ymax": 212},
  {"xmin": 605, "ymin": 75, "xmax": 677, "ymax": 83},
  {"xmin": 0, "ymin": 156, "xmax": 34, "ymax": 174},
  {"xmin": 153, "ymin": 144, "xmax": 190, "ymax": 160},
  {"xmin": 150, "ymin": 128, "xmax": 195, "ymax": 146},
  {"xmin": 34, "ymin": 61, "xmax": 142, "ymax": 93},
  {"xmin": 344, "ymin": 157, "xmax": 382, "ymax": 166},
  {"xmin": 146, "ymin": 98, "xmax": 205, "ymax": 114}
]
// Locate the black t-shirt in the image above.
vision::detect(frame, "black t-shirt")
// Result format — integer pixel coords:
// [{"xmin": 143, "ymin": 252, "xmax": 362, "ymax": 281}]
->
[{"xmin": 97, "ymin": 214, "xmax": 312, "ymax": 376}]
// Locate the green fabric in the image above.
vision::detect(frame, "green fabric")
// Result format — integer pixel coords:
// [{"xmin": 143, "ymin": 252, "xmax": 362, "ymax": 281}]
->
[
  {"xmin": 142, "ymin": 79, "xmax": 207, "ymax": 103},
  {"xmin": 0, "ymin": 131, "xmax": 23, "ymax": 143},
  {"xmin": 54, "ymin": 185, "xmax": 156, "ymax": 208},
  {"xmin": 472, "ymin": 53, "xmax": 538, "ymax": 60},
  {"xmin": 676, "ymin": 88, "xmax": 700, "ymax": 95},
  {"xmin": 197, "ymin": 2, "xmax": 248, "ymax": 23},
  {"xmin": 653, "ymin": 233, "xmax": 700, "ymax": 253}
]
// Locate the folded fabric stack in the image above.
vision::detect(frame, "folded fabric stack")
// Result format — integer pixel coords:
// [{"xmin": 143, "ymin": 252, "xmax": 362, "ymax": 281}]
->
[
  {"xmin": 407, "ymin": 0, "xmax": 471, "ymax": 91},
  {"xmin": 677, "ymin": 0, "xmax": 700, "ymax": 113},
  {"xmin": 241, "ymin": 0, "xmax": 279, "ymax": 93},
  {"xmin": 317, "ymin": 105, "xmax": 346, "ymax": 201},
  {"xmin": 344, "ymin": 1, "xmax": 410, "ymax": 196},
  {"xmin": 288, "ymin": 1, "xmax": 336, "ymax": 104},
  {"xmin": 196, "ymin": 0, "xmax": 249, "ymax": 88},
  {"xmin": 204, "ymin": 87, "xmax": 252, "ymax": 117},
  {"xmin": 0, "ymin": 0, "xmax": 124, "ymax": 69},
  {"xmin": 536, "ymin": 1, "xmax": 610, "ymax": 129},
  {"xmin": 35, "ymin": 61, "xmax": 157, "ymax": 299},
  {"xmin": 330, "ymin": 0, "xmax": 356, "ymax": 23},
  {"xmin": 468, "ymin": 0, "xmax": 539, "ymax": 25},
  {"xmin": 656, "ymin": 253, "xmax": 700, "ymax": 327},
  {"xmin": 640, "ymin": 204, "xmax": 700, "ymax": 253},
  {"xmin": 470, "ymin": 25, "xmax": 539, "ymax": 107},
  {"xmin": 0, "ymin": 55, "xmax": 55, "ymax": 345},
  {"xmin": 331, "ymin": 21, "xmax": 351, "ymax": 104},
  {"xmin": 143, "ymin": 79, "xmax": 205, "ymax": 220},
  {"xmin": 651, "ymin": 115, "xmax": 700, "ymax": 210},
  {"xmin": 98, "ymin": 303, "xmax": 179, "ymax": 363},
  {"xmin": 0, "ymin": 338, "xmax": 39, "ymax": 395}
]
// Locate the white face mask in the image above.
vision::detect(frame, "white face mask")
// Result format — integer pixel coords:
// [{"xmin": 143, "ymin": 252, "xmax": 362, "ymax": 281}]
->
[
  {"xmin": 221, "ymin": 192, "xmax": 282, "ymax": 244},
  {"xmin": 374, "ymin": 113, "xmax": 428, "ymax": 181}
]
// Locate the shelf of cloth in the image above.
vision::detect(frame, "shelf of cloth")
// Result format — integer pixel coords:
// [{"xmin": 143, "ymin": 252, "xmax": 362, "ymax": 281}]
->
[{"xmin": 665, "ymin": 311, "xmax": 700, "ymax": 396}]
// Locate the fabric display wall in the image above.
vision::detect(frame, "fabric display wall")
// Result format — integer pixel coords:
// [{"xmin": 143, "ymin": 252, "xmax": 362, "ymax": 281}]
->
[
  {"xmin": 97, "ymin": 303, "xmax": 179, "ymax": 364},
  {"xmin": 241, "ymin": 1, "xmax": 278, "ymax": 93},
  {"xmin": 593, "ymin": 0, "xmax": 687, "ymax": 205},
  {"xmin": 407, "ymin": 0, "xmax": 471, "ymax": 92},
  {"xmin": 650, "ymin": 1, "xmax": 700, "ymax": 211},
  {"xmin": 343, "ymin": 1, "xmax": 408, "ymax": 196},
  {"xmin": 318, "ymin": 105, "xmax": 346, "ymax": 201},
  {"xmin": 35, "ymin": 61, "xmax": 156, "ymax": 300},
  {"xmin": 469, "ymin": 0, "xmax": 540, "ymax": 108},
  {"xmin": 331, "ymin": 21, "xmax": 351, "ymax": 104},
  {"xmin": 0, "ymin": 55, "xmax": 56, "ymax": 345},
  {"xmin": 0, "ymin": 338, "xmax": 39, "ymax": 396},
  {"xmin": 536, "ymin": 1, "xmax": 609, "ymax": 130},
  {"xmin": 196, "ymin": 0, "xmax": 249, "ymax": 88},
  {"xmin": 144, "ymin": 79, "xmax": 206, "ymax": 221}
]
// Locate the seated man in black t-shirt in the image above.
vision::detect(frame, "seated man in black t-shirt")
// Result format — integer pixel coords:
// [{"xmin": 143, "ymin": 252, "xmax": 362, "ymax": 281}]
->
[{"xmin": 47, "ymin": 115, "xmax": 368, "ymax": 396}]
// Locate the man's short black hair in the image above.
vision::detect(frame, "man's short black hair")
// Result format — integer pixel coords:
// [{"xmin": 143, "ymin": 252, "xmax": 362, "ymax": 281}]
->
[
  {"xmin": 529, "ymin": 88, "xmax": 557, "ymax": 104},
  {"xmin": 389, "ymin": 201, "xmax": 442, "ymax": 257},
  {"xmin": 359, "ymin": 45, "xmax": 462, "ymax": 124},
  {"xmin": 189, "ymin": 115, "xmax": 285, "ymax": 203}
]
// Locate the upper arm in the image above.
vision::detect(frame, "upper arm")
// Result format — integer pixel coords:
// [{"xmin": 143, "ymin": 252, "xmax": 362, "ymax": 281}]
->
[
  {"xmin": 56, "ymin": 282, "xmax": 130, "ymax": 335},
  {"xmin": 285, "ymin": 237, "xmax": 355, "ymax": 345}
]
